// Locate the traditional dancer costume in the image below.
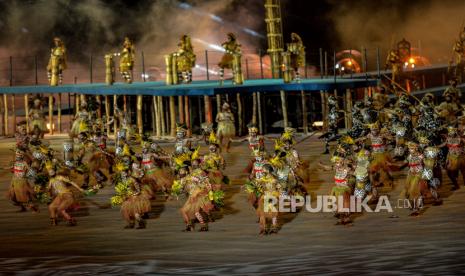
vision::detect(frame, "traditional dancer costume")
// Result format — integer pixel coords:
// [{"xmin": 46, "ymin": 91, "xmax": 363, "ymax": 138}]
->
[
  {"xmin": 47, "ymin": 164, "xmax": 83, "ymax": 226},
  {"xmin": 7, "ymin": 149, "xmax": 38, "ymax": 212},
  {"xmin": 216, "ymin": 102, "xmax": 236, "ymax": 152}
]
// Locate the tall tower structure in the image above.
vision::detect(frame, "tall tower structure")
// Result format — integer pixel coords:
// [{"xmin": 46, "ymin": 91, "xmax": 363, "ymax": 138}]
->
[{"xmin": 264, "ymin": 0, "xmax": 284, "ymax": 79}]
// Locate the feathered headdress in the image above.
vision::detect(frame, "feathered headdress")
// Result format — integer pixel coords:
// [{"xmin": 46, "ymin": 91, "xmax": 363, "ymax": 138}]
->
[
  {"xmin": 191, "ymin": 146, "xmax": 201, "ymax": 161},
  {"xmin": 174, "ymin": 152, "xmax": 191, "ymax": 168},
  {"xmin": 208, "ymin": 132, "xmax": 219, "ymax": 145},
  {"xmin": 339, "ymin": 135, "xmax": 354, "ymax": 145},
  {"xmin": 269, "ymin": 154, "xmax": 284, "ymax": 169},
  {"xmin": 115, "ymin": 162, "xmax": 129, "ymax": 172},
  {"xmin": 274, "ymin": 139, "xmax": 285, "ymax": 151}
]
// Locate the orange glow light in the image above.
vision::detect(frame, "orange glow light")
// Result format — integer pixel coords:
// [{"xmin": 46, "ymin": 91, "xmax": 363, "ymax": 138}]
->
[{"xmin": 409, "ymin": 57, "xmax": 415, "ymax": 64}]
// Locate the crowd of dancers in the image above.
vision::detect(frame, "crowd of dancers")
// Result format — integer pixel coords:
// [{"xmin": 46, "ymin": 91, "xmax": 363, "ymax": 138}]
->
[
  {"xmin": 6, "ymin": 78, "xmax": 465, "ymax": 233},
  {"xmin": 7, "ymin": 97, "xmax": 310, "ymax": 235}
]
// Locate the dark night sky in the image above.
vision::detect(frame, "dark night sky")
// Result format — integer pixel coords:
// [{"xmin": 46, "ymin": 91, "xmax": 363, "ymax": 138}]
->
[{"xmin": 0, "ymin": 0, "xmax": 463, "ymax": 66}]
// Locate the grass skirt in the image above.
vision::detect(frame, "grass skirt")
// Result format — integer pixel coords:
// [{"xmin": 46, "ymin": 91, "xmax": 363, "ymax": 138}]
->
[
  {"xmin": 121, "ymin": 194, "xmax": 151, "ymax": 221},
  {"xmin": 142, "ymin": 168, "xmax": 173, "ymax": 193},
  {"xmin": 257, "ymin": 194, "xmax": 279, "ymax": 219},
  {"xmin": 217, "ymin": 122, "xmax": 235, "ymax": 138},
  {"xmin": 181, "ymin": 189, "xmax": 214, "ymax": 221},
  {"xmin": 8, "ymin": 176, "xmax": 34, "ymax": 204}
]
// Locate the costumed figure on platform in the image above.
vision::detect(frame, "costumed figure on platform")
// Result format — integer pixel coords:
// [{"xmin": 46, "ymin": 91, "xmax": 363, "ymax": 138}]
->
[
  {"xmin": 385, "ymin": 49, "xmax": 402, "ymax": 86},
  {"xmin": 46, "ymin": 37, "xmax": 67, "ymax": 85},
  {"xmin": 286, "ymin": 33, "xmax": 306, "ymax": 82},
  {"xmin": 452, "ymin": 39, "xmax": 465, "ymax": 82},
  {"xmin": 218, "ymin": 33, "xmax": 241, "ymax": 84},
  {"xmin": 216, "ymin": 102, "xmax": 236, "ymax": 153},
  {"xmin": 174, "ymin": 35, "xmax": 196, "ymax": 83},
  {"xmin": 118, "ymin": 37, "xmax": 135, "ymax": 83}
]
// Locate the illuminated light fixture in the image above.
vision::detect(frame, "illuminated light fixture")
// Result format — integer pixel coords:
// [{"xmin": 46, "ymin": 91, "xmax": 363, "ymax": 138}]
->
[
  {"xmin": 347, "ymin": 60, "xmax": 352, "ymax": 66},
  {"xmin": 312, "ymin": 121, "xmax": 323, "ymax": 127},
  {"xmin": 409, "ymin": 57, "xmax": 415, "ymax": 64}
]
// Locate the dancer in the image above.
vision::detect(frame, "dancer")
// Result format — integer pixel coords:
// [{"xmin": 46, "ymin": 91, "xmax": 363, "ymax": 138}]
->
[
  {"xmin": 218, "ymin": 33, "xmax": 241, "ymax": 84},
  {"xmin": 112, "ymin": 164, "xmax": 150, "ymax": 229},
  {"xmin": 7, "ymin": 149, "xmax": 38, "ymax": 212},
  {"xmin": 119, "ymin": 37, "xmax": 135, "ymax": 83},
  {"xmin": 46, "ymin": 37, "xmax": 67, "ymax": 85},
  {"xmin": 216, "ymin": 102, "xmax": 236, "ymax": 153},
  {"xmin": 47, "ymin": 163, "xmax": 84, "ymax": 226}
]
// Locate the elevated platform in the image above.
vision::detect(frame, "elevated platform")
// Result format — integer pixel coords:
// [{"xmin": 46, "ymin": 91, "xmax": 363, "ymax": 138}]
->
[{"xmin": 0, "ymin": 78, "xmax": 378, "ymax": 96}]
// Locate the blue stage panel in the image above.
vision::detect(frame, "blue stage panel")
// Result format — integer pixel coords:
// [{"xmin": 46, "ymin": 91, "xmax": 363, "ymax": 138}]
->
[{"xmin": 0, "ymin": 78, "xmax": 378, "ymax": 96}]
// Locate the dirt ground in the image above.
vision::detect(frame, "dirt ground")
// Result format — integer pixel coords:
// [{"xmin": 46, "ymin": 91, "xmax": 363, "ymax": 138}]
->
[{"xmin": 1, "ymin": 134, "xmax": 465, "ymax": 275}]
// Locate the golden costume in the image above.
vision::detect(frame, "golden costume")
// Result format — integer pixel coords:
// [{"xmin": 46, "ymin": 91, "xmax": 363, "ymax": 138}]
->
[
  {"xmin": 119, "ymin": 37, "xmax": 135, "ymax": 83},
  {"xmin": 175, "ymin": 35, "xmax": 196, "ymax": 83},
  {"xmin": 46, "ymin": 37, "xmax": 67, "ymax": 85}
]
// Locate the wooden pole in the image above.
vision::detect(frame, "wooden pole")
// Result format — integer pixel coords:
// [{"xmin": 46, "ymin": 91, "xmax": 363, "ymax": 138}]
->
[
  {"xmin": 57, "ymin": 93, "xmax": 62, "ymax": 133},
  {"xmin": 113, "ymin": 95, "xmax": 117, "ymax": 136},
  {"xmin": 184, "ymin": 96, "xmax": 191, "ymax": 136},
  {"xmin": 3, "ymin": 94, "xmax": 7, "ymax": 136},
  {"xmin": 204, "ymin": 95, "xmax": 212, "ymax": 123},
  {"xmin": 280, "ymin": 90, "xmax": 288, "ymax": 128},
  {"xmin": 159, "ymin": 96, "xmax": 166, "ymax": 135},
  {"xmin": 346, "ymin": 89, "xmax": 353, "ymax": 129},
  {"xmin": 178, "ymin": 96, "xmax": 184, "ymax": 123},
  {"xmin": 123, "ymin": 95, "xmax": 127, "ymax": 114},
  {"xmin": 104, "ymin": 95, "xmax": 110, "ymax": 137},
  {"xmin": 169, "ymin": 96, "xmax": 176, "ymax": 136},
  {"xmin": 24, "ymin": 94, "xmax": 29, "ymax": 133},
  {"xmin": 76, "ymin": 95, "xmax": 80, "ymax": 114},
  {"xmin": 257, "ymin": 92, "xmax": 263, "ymax": 134},
  {"xmin": 11, "ymin": 95, "xmax": 16, "ymax": 130},
  {"xmin": 48, "ymin": 95, "xmax": 53, "ymax": 135},
  {"xmin": 153, "ymin": 96, "xmax": 161, "ymax": 137},
  {"xmin": 137, "ymin": 95, "xmax": 143, "ymax": 135},
  {"xmin": 0, "ymin": 95, "xmax": 4, "ymax": 136},
  {"xmin": 236, "ymin": 93, "xmax": 243, "ymax": 136},
  {"xmin": 252, "ymin": 92, "xmax": 257, "ymax": 125},
  {"xmin": 321, "ymin": 91, "xmax": 328, "ymax": 130},
  {"xmin": 96, "ymin": 95, "xmax": 102, "ymax": 119},
  {"xmin": 216, "ymin": 94, "xmax": 221, "ymax": 114},
  {"xmin": 301, "ymin": 90, "xmax": 308, "ymax": 134}
]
